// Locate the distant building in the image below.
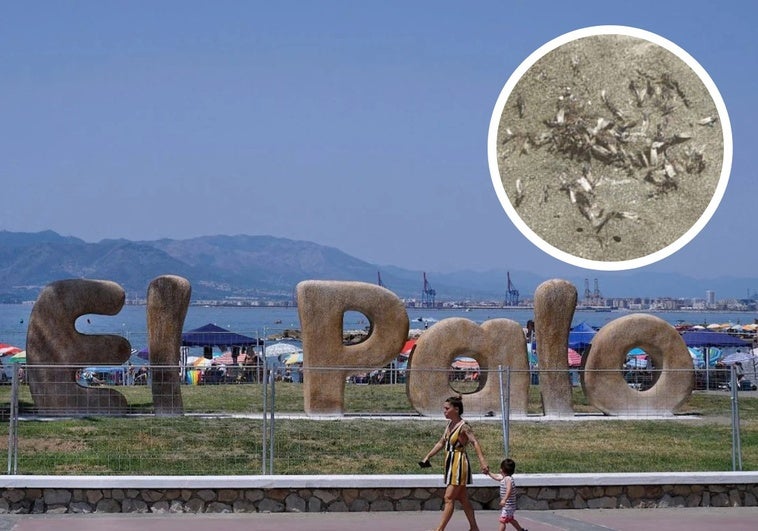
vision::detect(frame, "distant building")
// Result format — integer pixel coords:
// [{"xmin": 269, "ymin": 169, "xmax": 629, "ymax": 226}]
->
[{"xmin": 706, "ymin": 290, "xmax": 716, "ymax": 306}]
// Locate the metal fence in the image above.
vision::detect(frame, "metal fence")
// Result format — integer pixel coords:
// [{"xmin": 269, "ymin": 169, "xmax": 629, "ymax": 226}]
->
[{"xmin": 1, "ymin": 363, "xmax": 749, "ymax": 475}]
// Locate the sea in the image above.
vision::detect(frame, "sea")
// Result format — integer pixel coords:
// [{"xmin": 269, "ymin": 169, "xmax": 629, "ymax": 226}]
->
[{"xmin": 1, "ymin": 303, "xmax": 756, "ymax": 352}]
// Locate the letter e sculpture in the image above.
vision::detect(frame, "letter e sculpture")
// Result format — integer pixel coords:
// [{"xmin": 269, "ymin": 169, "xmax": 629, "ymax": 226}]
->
[{"xmin": 26, "ymin": 279, "xmax": 131, "ymax": 415}]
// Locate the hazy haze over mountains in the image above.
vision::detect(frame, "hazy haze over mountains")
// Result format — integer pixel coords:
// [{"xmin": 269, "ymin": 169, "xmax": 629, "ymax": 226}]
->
[{"xmin": 0, "ymin": 230, "xmax": 752, "ymax": 303}]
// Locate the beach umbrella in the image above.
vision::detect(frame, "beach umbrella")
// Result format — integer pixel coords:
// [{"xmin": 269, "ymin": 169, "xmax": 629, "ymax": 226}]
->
[
  {"xmin": 264, "ymin": 342, "xmax": 302, "ymax": 359},
  {"xmin": 722, "ymin": 350, "xmax": 757, "ymax": 365},
  {"xmin": 187, "ymin": 356, "xmax": 211, "ymax": 368},
  {"xmin": 8, "ymin": 351, "xmax": 26, "ymax": 363},
  {"xmin": 400, "ymin": 339, "xmax": 417, "ymax": 355},
  {"xmin": 213, "ymin": 351, "xmax": 251, "ymax": 365},
  {"xmin": 0, "ymin": 344, "xmax": 22, "ymax": 356},
  {"xmin": 284, "ymin": 352, "xmax": 303, "ymax": 365},
  {"xmin": 568, "ymin": 348, "xmax": 582, "ymax": 367},
  {"xmin": 451, "ymin": 356, "xmax": 479, "ymax": 370}
]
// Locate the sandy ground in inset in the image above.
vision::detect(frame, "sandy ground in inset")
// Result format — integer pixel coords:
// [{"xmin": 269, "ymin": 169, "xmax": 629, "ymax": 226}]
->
[{"xmin": 495, "ymin": 33, "xmax": 724, "ymax": 263}]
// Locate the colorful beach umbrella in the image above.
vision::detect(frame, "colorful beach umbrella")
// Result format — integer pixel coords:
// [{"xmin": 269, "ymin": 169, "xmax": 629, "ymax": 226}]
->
[
  {"xmin": 264, "ymin": 342, "xmax": 302, "ymax": 360},
  {"xmin": 400, "ymin": 339, "xmax": 417, "ymax": 355},
  {"xmin": 568, "ymin": 348, "xmax": 582, "ymax": 367},
  {"xmin": 0, "ymin": 344, "xmax": 22, "ymax": 356},
  {"xmin": 213, "ymin": 351, "xmax": 251, "ymax": 365},
  {"xmin": 452, "ymin": 356, "xmax": 479, "ymax": 370},
  {"xmin": 284, "ymin": 352, "xmax": 303, "ymax": 365},
  {"xmin": 193, "ymin": 357, "xmax": 212, "ymax": 367},
  {"xmin": 8, "ymin": 351, "xmax": 26, "ymax": 363}
]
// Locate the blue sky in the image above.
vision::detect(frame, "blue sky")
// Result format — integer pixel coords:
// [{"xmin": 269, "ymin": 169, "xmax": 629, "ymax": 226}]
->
[{"xmin": 1, "ymin": 1, "xmax": 755, "ymax": 278}]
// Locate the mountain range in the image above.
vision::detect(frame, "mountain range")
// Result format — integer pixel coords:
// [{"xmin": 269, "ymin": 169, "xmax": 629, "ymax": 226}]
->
[{"xmin": 0, "ymin": 230, "xmax": 755, "ymax": 303}]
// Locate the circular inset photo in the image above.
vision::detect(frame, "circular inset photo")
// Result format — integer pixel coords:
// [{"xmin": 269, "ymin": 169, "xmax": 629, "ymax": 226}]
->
[{"xmin": 488, "ymin": 26, "xmax": 731, "ymax": 270}]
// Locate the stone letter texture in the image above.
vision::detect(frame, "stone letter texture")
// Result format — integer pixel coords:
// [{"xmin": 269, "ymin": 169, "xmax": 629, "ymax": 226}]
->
[
  {"xmin": 533, "ymin": 279, "xmax": 577, "ymax": 416},
  {"xmin": 583, "ymin": 313, "xmax": 694, "ymax": 415},
  {"xmin": 406, "ymin": 318, "xmax": 529, "ymax": 417},
  {"xmin": 26, "ymin": 279, "xmax": 131, "ymax": 414},
  {"xmin": 296, "ymin": 280, "xmax": 409, "ymax": 415},
  {"xmin": 147, "ymin": 275, "xmax": 191, "ymax": 416}
]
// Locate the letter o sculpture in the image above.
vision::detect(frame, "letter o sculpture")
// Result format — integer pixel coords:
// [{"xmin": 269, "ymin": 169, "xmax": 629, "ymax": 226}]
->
[
  {"xmin": 583, "ymin": 314, "xmax": 694, "ymax": 415},
  {"xmin": 406, "ymin": 317, "xmax": 529, "ymax": 417}
]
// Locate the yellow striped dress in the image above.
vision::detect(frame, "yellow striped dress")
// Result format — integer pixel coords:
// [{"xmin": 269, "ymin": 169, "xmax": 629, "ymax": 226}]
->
[{"xmin": 443, "ymin": 420, "xmax": 472, "ymax": 485}]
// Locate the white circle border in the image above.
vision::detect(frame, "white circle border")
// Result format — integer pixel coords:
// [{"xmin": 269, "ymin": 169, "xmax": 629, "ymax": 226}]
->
[{"xmin": 487, "ymin": 25, "xmax": 733, "ymax": 271}]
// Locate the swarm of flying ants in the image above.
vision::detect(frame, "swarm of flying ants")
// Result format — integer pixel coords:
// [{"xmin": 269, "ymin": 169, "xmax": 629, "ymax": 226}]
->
[{"xmin": 502, "ymin": 69, "xmax": 716, "ymax": 237}]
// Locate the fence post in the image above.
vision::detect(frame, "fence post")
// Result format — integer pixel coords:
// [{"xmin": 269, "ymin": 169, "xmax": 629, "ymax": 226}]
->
[
  {"xmin": 261, "ymin": 330, "xmax": 268, "ymax": 474},
  {"xmin": 498, "ymin": 365, "xmax": 510, "ymax": 458},
  {"xmin": 730, "ymin": 364, "xmax": 742, "ymax": 471},
  {"xmin": 269, "ymin": 365, "xmax": 276, "ymax": 475},
  {"xmin": 6, "ymin": 362, "xmax": 20, "ymax": 475}
]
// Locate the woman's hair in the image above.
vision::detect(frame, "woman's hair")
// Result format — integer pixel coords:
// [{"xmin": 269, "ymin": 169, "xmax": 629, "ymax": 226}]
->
[{"xmin": 446, "ymin": 395, "xmax": 464, "ymax": 415}]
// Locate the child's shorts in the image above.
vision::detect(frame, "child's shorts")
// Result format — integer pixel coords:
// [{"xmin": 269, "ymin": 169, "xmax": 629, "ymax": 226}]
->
[{"xmin": 499, "ymin": 514, "xmax": 515, "ymax": 524}]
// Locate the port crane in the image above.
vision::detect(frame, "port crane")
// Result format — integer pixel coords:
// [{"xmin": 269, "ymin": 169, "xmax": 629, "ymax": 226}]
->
[
  {"xmin": 583, "ymin": 278, "xmax": 603, "ymax": 307},
  {"xmin": 504, "ymin": 272, "xmax": 519, "ymax": 307},
  {"xmin": 421, "ymin": 272, "xmax": 436, "ymax": 308}
]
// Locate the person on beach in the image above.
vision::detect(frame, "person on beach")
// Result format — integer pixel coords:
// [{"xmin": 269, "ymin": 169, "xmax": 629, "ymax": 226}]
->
[
  {"xmin": 487, "ymin": 458, "xmax": 527, "ymax": 531},
  {"xmin": 420, "ymin": 395, "xmax": 489, "ymax": 531}
]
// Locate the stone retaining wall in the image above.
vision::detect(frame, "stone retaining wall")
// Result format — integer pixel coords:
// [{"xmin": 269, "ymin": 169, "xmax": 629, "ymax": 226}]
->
[{"xmin": 0, "ymin": 473, "xmax": 756, "ymax": 514}]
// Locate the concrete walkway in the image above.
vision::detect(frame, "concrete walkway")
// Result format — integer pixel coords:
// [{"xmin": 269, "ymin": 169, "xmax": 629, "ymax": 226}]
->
[{"xmin": 2, "ymin": 507, "xmax": 757, "ymax": 531}]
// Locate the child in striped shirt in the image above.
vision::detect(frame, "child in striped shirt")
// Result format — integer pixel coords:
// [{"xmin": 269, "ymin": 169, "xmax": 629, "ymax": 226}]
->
[{"xmin": 487, "ymin": 458, "xmax": 527, "ymax": 531}]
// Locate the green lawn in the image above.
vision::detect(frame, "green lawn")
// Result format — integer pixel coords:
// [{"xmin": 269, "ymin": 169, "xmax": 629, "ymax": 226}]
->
[{"xmin": 1, "ymin": 383, "xmax": 755, "ymax": 475}]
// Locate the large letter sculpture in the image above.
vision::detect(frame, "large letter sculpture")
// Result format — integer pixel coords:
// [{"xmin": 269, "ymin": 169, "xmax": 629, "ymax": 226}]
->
[
  {"xmin": 146, "ymin": 275, "xmax": 191, "ymax": 416},
  {"xmin": 406, "ymin": 318, "xmax": 529, "ymax": 417},
  {"xmin": 26, "ymin": 279, "xmax": 131, "ymax": 414},
  {"xmin": 533, "ymin": 279, "xmax": 576, "ymax": 416},
  {"xmin": 297, "ymin": 280, "xmax": 409, "ymax": 415},
  {"xmin": 583, "ymin": 313, "xmax": 694, "ymax": 415}
]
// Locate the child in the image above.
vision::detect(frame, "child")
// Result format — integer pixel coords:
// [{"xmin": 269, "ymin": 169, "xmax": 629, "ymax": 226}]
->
[{"xmin": 487, "ymin": 458, "xmax": 527, "ymax": 531}]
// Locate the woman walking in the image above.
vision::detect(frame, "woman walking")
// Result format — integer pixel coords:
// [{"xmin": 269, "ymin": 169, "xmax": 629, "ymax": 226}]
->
[{"xmin": 420, "ymin": 395, "xmax": 489, "ymax": 531}]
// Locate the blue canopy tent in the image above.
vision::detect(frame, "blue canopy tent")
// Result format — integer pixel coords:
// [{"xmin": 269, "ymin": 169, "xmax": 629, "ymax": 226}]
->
[
  {"xmin": 569, "ymin": 322, "xmax": 597, "ymax": 350},
  {"xmin": 680, "ymin": 330, "xmax": 750, "ymax": 348},
  {"xmin": 528, "ymin": 322, "xmax": 597, "ymax": 361},
  {"xmin": 181, "ymin": 323, "xmax": 262, "ymax": 349},
  {"xmin": 681, "ymin": 330, "xmax": 750, "ymax": 390}
]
